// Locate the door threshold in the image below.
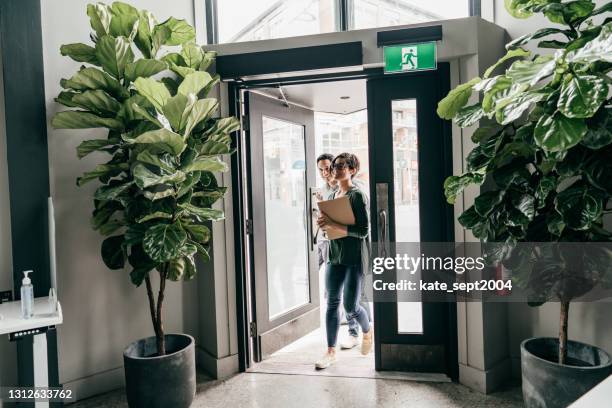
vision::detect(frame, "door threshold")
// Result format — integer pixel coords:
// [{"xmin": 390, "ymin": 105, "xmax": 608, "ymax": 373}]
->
[{"xmin": 247, "ymin": 363, "xmax": 451, "ymax": 382}]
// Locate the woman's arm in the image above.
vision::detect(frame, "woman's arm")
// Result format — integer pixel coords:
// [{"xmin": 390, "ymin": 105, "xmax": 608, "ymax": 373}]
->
[{"xmin": 346, "ymin": 191, "xmax": 369, "ymax": 239}]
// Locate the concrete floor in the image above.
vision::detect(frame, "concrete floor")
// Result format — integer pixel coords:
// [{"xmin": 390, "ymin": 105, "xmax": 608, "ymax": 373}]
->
[{"xmin": 69, "ymin": 371, "xmax": 524, "ymax": 408}]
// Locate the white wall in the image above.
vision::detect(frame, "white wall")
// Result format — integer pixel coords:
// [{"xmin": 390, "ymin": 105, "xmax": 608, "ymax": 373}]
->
[
  {"xmin": 40, "ymin": 0, "xmax": 200, "ymax": 400},
  {"xmin": 484, "ymin": 0, "xmax": 612, "ymax": 377},
  {"xmin": 0, "ymin": 32, "xmax": 18, "ymax": 397}
]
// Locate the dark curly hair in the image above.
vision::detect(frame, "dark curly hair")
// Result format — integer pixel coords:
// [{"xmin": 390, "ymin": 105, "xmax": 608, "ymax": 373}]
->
[
  {"xmin": 331, "ymin": 152, "xmax": 360, "ymax": 179},
  {"xmin": 316, "ymin": 153, "xmax": 334, "ymax": 164}
]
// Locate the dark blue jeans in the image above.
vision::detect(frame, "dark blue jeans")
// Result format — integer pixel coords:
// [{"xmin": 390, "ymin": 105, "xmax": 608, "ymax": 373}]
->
[{"xmin": 325, "ymin": 263, "xmax": 371, "ymax": 348}]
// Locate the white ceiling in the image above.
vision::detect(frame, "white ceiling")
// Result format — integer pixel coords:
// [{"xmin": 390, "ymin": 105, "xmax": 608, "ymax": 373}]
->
[{"xmin": 255, "ymin": 79, "xmax": 367, "ymax": 115}]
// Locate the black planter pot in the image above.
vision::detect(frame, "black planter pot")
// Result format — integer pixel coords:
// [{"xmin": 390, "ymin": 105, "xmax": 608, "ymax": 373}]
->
[
  {"xmin": 124, "ymin": 333, "xmax": 196, "ymax": 408},
  {"xmin": 521, "ymin": 337, "xmax": 612, "ymax": 408}
]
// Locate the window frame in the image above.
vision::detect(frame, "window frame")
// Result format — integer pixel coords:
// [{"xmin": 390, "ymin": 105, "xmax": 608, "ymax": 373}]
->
[{"xmin": 204, "ymin": 0, "xmax": 480, "ymax": 45}]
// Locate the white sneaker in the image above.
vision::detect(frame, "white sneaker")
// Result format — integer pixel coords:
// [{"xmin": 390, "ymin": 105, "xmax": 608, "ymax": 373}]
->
[
  {"xmin": 361, "ymin": 330, "xmax": 373, "ymax": 355},
  {"xmin": 315, "ymin": 352, "xmax": 337, "ymax": 369},
  {"xmin": 340, "ymin": 335, "xmax": 360, "ymax": 349}
]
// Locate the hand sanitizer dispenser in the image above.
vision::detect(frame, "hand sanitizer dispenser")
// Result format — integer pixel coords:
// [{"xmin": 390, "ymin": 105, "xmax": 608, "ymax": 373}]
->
[{"xmin": 21, "ymin": 270, "xmax": 34, "ymax": 319}]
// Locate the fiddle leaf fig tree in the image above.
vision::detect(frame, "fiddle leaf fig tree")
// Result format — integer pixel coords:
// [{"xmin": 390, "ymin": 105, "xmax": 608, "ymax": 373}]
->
[
  {"xmin": 52, "ymin": 2, "xmax": 238, "ymax": 356},
  {"xmin": 437, "ymin": 0, "xmax": 611, "ymax": 364}
]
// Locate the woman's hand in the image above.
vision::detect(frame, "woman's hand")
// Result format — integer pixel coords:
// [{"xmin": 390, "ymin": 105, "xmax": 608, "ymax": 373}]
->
[
  {"xmin": 317, "ymin": 211, "xmax": 347, "ymax": 236},
  {"xmin": 317, "ymin": 211, "xmax": 334, "ymax": 230}
]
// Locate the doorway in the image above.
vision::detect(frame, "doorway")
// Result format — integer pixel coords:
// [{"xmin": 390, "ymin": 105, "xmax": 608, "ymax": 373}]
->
[{"xmin": 230, "ymin": 66, "xmax": 457, "ymax": 380}]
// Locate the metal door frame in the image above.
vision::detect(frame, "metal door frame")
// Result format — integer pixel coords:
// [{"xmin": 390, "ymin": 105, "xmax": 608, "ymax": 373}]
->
[{"xmin": 229, "ymin": 67, "xmax": 456, "ymax": 377}]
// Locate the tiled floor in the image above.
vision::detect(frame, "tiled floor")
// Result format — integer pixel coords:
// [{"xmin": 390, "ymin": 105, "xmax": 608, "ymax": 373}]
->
[{"xmin": 69, "ymin": 371, "xmax": 524, "ymax": 408}]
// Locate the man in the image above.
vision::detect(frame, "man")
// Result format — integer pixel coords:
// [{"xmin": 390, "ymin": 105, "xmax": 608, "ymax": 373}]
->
[{"xmin": 316, "ymin": 153, "xmax": 371, "ymax": 350}]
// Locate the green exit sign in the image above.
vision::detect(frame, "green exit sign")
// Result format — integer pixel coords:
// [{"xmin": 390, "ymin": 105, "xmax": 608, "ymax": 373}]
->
[{"xmin": 384, "ymin": 42, "xmax": 437, "ymax": 73}]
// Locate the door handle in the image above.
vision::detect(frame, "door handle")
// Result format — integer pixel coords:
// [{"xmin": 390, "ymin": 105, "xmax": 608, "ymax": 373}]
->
[
  {"xmin": 376, "ymin": 183, "xmax": 389, "ymax": 258},
  {"xmin": 309, "ymin": 187, "xmax": 316, "ymax": 251}
]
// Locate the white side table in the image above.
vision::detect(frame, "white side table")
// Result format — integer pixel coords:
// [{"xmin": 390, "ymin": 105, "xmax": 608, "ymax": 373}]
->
[{"xmin": 0, "ymin": 296, "xmax": 63, "ymax": 408}]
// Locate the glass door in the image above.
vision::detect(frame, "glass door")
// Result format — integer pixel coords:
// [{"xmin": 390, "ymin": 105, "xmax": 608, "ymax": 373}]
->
[
  {"xmin": 247, "ymin": 91, "xmax": 320, "ymax": 361},
  {"xmin": 368, "ymin": 65, "xmax": 457, "ymax": 377}
]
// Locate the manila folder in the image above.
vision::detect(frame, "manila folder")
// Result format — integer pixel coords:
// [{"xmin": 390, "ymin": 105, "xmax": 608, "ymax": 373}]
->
[{"xmin": 317, "ymin": 196, "xmax": 355, "ymax": 240}]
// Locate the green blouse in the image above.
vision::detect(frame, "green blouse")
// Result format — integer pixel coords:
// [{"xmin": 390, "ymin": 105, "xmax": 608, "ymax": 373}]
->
[{"xmin": 328, "ymin": 187, "xmax": 370, "ymax": 266}]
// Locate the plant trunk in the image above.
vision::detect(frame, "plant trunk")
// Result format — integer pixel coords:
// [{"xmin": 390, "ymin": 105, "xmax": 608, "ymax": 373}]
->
[
  {"xmin": 145, "ymin": 276, "xmax": 158, "ymax": 338},
  {"xmin": 156, "ymin": 264, "xmax": 168, "ymax": 356},
  {"xmin": 559, "ymin": 300, "xmax": 569, "ymax": 365}
]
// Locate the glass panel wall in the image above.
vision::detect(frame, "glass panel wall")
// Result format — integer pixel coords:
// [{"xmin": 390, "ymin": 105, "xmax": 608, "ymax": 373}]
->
[
  {"xmin": 350, "ymin": 0, "xmax": 469, "ymax": 30},
  {"xmin": 391, "ymin": 99, "xmax": 423, "ymax": 334},
  {"xmin": 217, "ymin": 0, "xmax": 337, "ymax": 44},
  {"xmin": 262, "ymin": 116, "xmax": 310, "ymax": 319}
]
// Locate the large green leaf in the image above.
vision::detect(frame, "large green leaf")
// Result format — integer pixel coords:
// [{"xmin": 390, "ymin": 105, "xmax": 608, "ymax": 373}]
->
[
  {"xmin": 167, "ymin": 257, "xmax": 186, "ymax": 281},
  {"xmin": 60, "ymin": 43, "xmax": 99, "ymax": 65},
  {"xmin": 181, "ymin": 157, "xmax": 227, "ymax": 173},
  {"xmin": 124, "ymin": 59, "xmax": 168, "ymax": 83},
  {"xmin": 567, "ymin": 23, "xmax": 612, "ymax": 64},
  {"xmin": 182, "ymin": 223, "xmax": 211, "ymax": 244},
  {"xmin": 496, "ymin": 91, "xmax": 546, "ymax": 125},
  {"xmin": 506, "ymin": 55, "xmax": 556, "ymax": 86},
  {"xmin": 443, "ymin": 172, "xmax": 485, "ymax": 204},
  {"xmin": 134, "ymin": 10, "xmax": 156, "ymax": 58},
  {"xmin": 109, "ymin": 1, "xmax": 139, "ymax": 39},
  {"xmin": 87, "ymin": 3, "xmax": 112, "ymax": 38},
  {"xmin": 506, "ymin": 28, "xmax": 568, "ymax": 50},
  {"xmin": 512, "ymin": 194, "xmax": 536, "ymax": 221},
  {"xmin": 156, "ymin": 17, "xmax": 196, "ymax": 46},
  {"xmin": 585, "ymin": 149, "xmax": 612, "ymax": 194},
  {"xmin": 534, "ymin": 113, "xmax": 587, "ymax": 153},
  {"xmin": 535, "ymin": 175, "xmax": 556, "ymax": 209},
  {"xmin": 77, "ymin": 163, "xmax": 128, "ymax": 186},
  {"xmin": 137, "ymin": 211, "xmax": 173, "ymax": 224},
  {"xmin": 179, "ymin": 203, "xmax": 224, "ymax": 221},
  {"xmin": 130, "ymin": 128, "xmax": 186, "ymax": 156},
  {"xmin": 474, "ymin": 191, "xmax": 504, "ymax": 217},
  {"xmin": 558, "ymin": 75, "xmax": 608, "ymax": 119},
  {"xmin": 183, "ymin": 98, "xmax": 218, "ymax": 136},
  {"xmin": 203, "ymin": 117, "xmax": 241, "ymax": 137},
  {"xmin": 52, "ymin": 110, "xmax": 123, "ymax": 130},
  {"xmin": 458, "ymin": 206, "xmax": 482, "ymax": 229},
  {"xmin": 101, "ymin": 235, "xmax": 125, "ymax": 270},
  {"xmin": 117, "ymin": 95, "xmax": 152, "ymax": 123},
  {"xmin": 484, "ymin": 48, "xmax": 530, "ymax": 77},
  {"xmin": 94, "ymin": 181, "xmax": 134, "ymax": 201},
  {"xmin": 454, "ymin": 104, "xmax": 484, "ymax": 127},
  {"xmin": 199, "ymin": 139, "xmax": 234, "ymax": 156},
  {"xmin": 143, "ymin": 186, "xmax": 175, "ymax": 201},
  {"xmin": 60, "ymin": 67, "xmax": 127, "ymax": 99},
  {"xmin": 181, "ymin": 43, "xmax": 204, "ymax": 68},
  {"xmin": 178, "ymin": 71, "xmax": 214, "ymax": 97},
  {"xmin": 540, "ymin": 1, "xmax": 595, "ymax": 25},
  {"xmin": 71, "ymin": 90, "xmax": 121, "ymax": 117},
  {"xmin": 504, "ymin": 0, "xmax": 534, "ymax": 19},
  {"xmin": 95, "ymin": 35, "xmax": 134, "ymax": 79},
  {"xmin": 162, "ymin": 93, "xmax": 194, "ymax": 132},
  {"xmin": 143, "ymin": 222, "xmax": 187, "ymax": 262},
  {"xmin": 134, "ymin": 77, "xmax": 171, "ymax": 111},
  {"xmin": 582, "ymin": 109, "xmax": 612, "ymax": 149},
  {"xmin": 133, "ymin": 163, "xmax": 186, "ymax": 188},
  {"xmin": 436, "ymin": 77, "xmax": 481, "ymax": 120},
  {"xmin": 554, "ymin": 183, "xmax": 604, "ymax": 230},
  {"xmin": 128, "ymin": 244, "xmax": 157, "ymax": 286},
  {"xmin": 482, "ymin": 76, "xmax": 515, "ymax": 112},
  {"xmin": 77, "ymin": 139, "xmax": 116, "ymax": 159},
  {"xmin": 136, "ymin": 150, "xmax": 175, "ymax": 172}
]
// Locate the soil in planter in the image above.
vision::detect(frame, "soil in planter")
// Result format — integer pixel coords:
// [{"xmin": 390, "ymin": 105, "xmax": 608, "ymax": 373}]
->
[{"xmin": 533, "ymin": 350, "xmax": 595, "ymax": 367}]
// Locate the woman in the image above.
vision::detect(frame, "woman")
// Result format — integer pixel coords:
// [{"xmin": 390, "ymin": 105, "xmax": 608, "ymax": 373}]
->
[{"xmin": 315, "ymin": 153, "xmax": 372, "ymax": 369}]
